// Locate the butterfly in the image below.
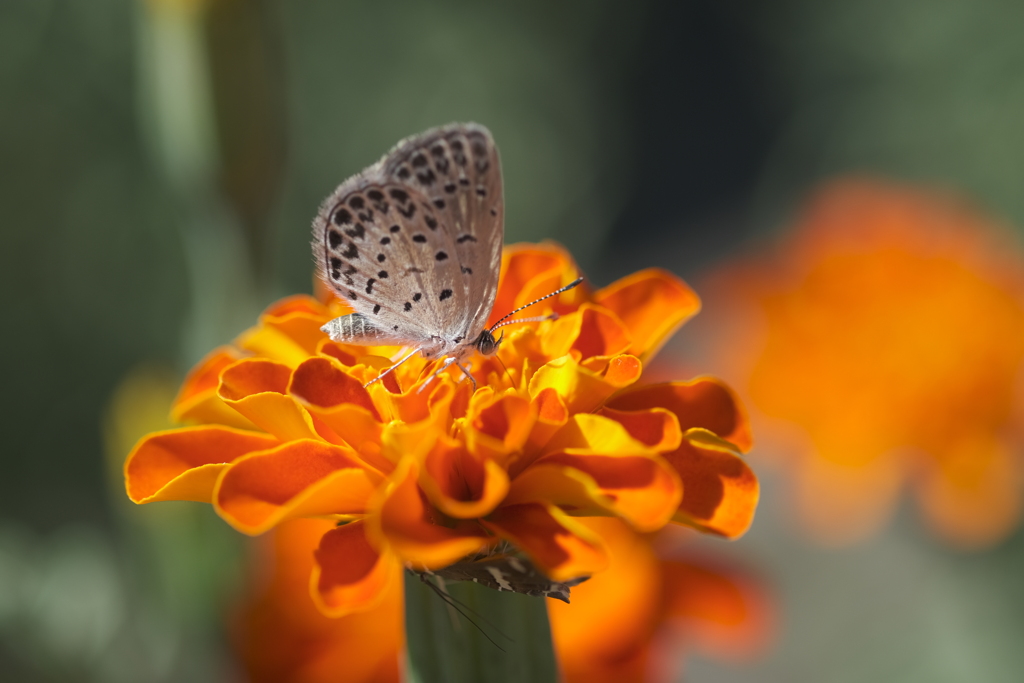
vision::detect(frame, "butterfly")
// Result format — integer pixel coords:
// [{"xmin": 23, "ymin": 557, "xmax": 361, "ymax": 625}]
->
[{"xmin": 313, "ymin": 123, "xmax": 581, "ymax": 389}]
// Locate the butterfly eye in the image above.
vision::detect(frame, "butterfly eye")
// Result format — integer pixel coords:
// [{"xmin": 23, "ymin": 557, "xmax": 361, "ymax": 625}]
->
[{"xmin": 475, "ymin": 330, "xmax": 498, "ymax": 355}]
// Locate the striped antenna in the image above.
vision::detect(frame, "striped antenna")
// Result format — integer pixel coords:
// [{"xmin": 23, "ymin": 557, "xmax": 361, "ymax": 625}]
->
[{"xmin": 488, "ymin": 277, "xmax": 584, "ymax": 332}]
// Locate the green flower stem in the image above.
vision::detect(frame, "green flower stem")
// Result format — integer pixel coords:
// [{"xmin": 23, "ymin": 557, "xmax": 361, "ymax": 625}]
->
[{"xmin": 404, "ymin": 570, "xmax": 560, "ymax": 683}]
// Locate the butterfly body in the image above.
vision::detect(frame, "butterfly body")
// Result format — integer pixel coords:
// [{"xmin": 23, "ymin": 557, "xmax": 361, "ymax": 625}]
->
[{"xmin": 314, "ymin": 123, "xmax": 505, "ymax": 380}]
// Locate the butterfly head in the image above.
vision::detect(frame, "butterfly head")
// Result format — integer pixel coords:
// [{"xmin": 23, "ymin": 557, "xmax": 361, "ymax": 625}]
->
[{"xmin": 474, "ymin": 329, "xmax": 502, "ymax": 356}]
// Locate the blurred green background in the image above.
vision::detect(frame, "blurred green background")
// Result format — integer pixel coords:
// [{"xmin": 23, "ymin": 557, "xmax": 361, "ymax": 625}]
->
[{"xmin": 2, "ymin": 0, "xmax": 1024, "ymax": 681}]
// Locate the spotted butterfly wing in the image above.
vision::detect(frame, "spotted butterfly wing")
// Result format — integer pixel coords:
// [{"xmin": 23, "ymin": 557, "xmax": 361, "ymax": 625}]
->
[{"xmin": 314, "ymin": 123, "xmax": 504, "ymax": 359}]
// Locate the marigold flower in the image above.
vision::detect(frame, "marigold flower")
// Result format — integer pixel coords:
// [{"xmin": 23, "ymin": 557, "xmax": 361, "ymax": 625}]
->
[
  {"xmin": 696, "ymin": 181, "xmax": 1024, "ymax": 547},
  {"xmin": 233, "ymin": 518, "xmax": 772, "ymax": 683},
  {"xmin": 125, "ymin": 242, "xmax": 758, "ymax": 615}
]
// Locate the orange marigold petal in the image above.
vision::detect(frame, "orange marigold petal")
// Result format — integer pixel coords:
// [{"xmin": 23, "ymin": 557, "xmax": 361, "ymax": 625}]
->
[
  {"xmin": 215, "ymin": 440, "xmax": 381, "ymax": 535},
  {"xmin": 289, "ymin": 356, "xmax": 381, "ymax": 421},
  {"xmin": 236, "ymin": 324, "xmax": 312, "ymax": 368},
  {"xmin": 125, "ymin": 426, "xmax": 279, "ymax": 504},
  {"xmin": 171, "ymin": 347, "xmax": 256, "ymax": 429},
  {"xmin": 669, "ymin": 429, "xmax": 759, "ymax": 539},
  {"xmin": 218, "ymin": 359, "xmax": 327, "ymax": 442},
  {"xmin": 465, "ymin": 390, "xmax": 537, "ymax": 462},
  {"xmin": 383, "ymin": 376, "xmax": 458, "ymax": 427},
  {"xmin": 234, "ymin": 517, "xmax": 402, "ymax": 682},
  {"xmin": 489, "ymin": 243, "xmax": 587, "ymax": 328},
  {"xmin": 311, "ymin": 520, "xmax": 400, "ymax": 617},
  {"xmin": 529, "ymin": 355, "xmax": 642, "ymax": 415},
  {"xmin": 503, "ymin": 464, "xmax": 604, "ymax": 513},
  {"xmin": 507, "ymin": 388, "xmax": 571, "ymax": 478},
  {"xmin": 594, "ymin": 268, "xmax": 700, "ymax": 360},
  {"xmin": 596, "ymin": 406, "xmax": 683, "ymax": 453},
  {"xmin": 527, "ymin": 415, "xmax": 682, "ymax": 530},
  {"xmin": 261, "ymin": 295, "xmax": 334, "ymax": 355},
  {"xmin": 544, "ymin": 305, "xmax": 633, "ymax": 362},
  {"xmin": 173, "ymin": 346, "xmax": 242, "ymax": 408},
  {"xmin": 420, "ymin": 437, "xmax": 510, "ymax": 519},
  {"xmin": 482, "ymin": 502, "xmax": 608, "ymax": 581},
  {"xmin": 539, "ymin": 454, "xmax": 682, "ymax": 532},
  {"xmin": 548, "ymin": 518, "xmax": 662, "ymax": 683},
  {"xmin": 371, "ymin": 458, "xmax": 491, "ymax": 568},
  {"xmin": 607, "ymin": 378, "xmax": 752, "ymax": 452},
  {"xmin": 304, "ymin": 403, "xmax": 391, "ymax": 473}
]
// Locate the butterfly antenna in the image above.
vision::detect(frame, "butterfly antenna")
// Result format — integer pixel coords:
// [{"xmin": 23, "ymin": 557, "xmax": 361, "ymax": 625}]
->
[
  {"xmin": 488, "ymin": 277, "xmax": 584, "ymax": 332},
  {"xmin": 418, "ymin": 574, "xmax": 508, "ymax": 651}
]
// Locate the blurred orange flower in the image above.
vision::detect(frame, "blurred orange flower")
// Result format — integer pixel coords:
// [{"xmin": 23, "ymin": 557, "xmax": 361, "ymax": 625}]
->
[
  {"xmin": 233, "ymin": 517, "xmax": 773, "ymax": 683},
  {"xmin": 125, "ymin": 243, "xmax": 758, "ymax": 615},
  {"xmin": 700, "ymin": 181, "xmax": 1024, "ymax": 547}
]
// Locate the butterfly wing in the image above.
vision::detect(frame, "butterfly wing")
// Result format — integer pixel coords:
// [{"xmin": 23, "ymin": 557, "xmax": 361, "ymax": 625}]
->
[
  {"xmin": 381, "ymin": 123, "xmax": 504, "ymax": 338},
  {"xmin": 314, "ymin": 123, "xmax": 504, "ymax": 350}
]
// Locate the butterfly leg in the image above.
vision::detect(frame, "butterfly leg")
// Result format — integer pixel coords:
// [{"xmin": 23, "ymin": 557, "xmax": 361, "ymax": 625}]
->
[
  {"xmin": 416, "ymin": 356, "xmax": 475, "ymax": 394},
  {"xmin": 455, "ymin": 363, "xmax": 478, "ymax": 391},
  {"xmin": 364, "ymin": 348, "xmax": 420, "ymax": 389}
]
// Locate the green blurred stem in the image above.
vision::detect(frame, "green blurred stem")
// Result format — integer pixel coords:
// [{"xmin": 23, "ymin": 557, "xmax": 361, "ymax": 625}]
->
[{"xmin": 404, "ymin": 570, "xmax": 559, "ymax": 683}]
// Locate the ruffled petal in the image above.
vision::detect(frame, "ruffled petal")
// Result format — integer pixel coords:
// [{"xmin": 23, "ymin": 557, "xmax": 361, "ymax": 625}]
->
[
  {"xmin": 236, "ymin": 323, "xmax": 314, "ymax": 368},
  {"xmin": 219, "ymin": 359, "xmax": 330, "ymax": 442},
  {"xmin": 593, "ymin": 268, "xmax": 700, "ymax": 360},
  {"xmin": 260, "ymin": 295, "xmax": 334, "ymax": 355},
  {"xmin": 488, "ymin": 243, "xmax": 587, "ymax": 328},
  {"xmin": 288, "ymin": 356, "xmax": 381, "ymax": 420},
  {"xmin": 669, "ymin": 429, "xmax": 759, "ymax": 539},
  {"xmin": 234, "ymin": 518, "xmax": 402, "ymax": 682},
  {"xmin": 382, "ymin": 376, "xmax": 458, "ymax": 427},
  {"xmin": 125, "ymin": 426, "xmax": 278, "ymax": 504},
  {"xmin": 371, "ymin": 458, "xmax": 491, "ymax": 568},
  {"xmin": 482, "ymin": 502, "xmax": 608, "ymax": 581},
  {"xmin": 465, "ymin": 389, "xmax": 536, "ymax": 462},
  {"xmin": 171, "ymin": 347, "xmax": 256, "ymax": 429},
  {"xmin": 595, "ymin": 406, "xmax": 683, "ymax": 453},
  {"xmin": 527, "ymin": 386, "xmax": 569, "ymax": 449},
  {"xmin": 529, "ymin": 355, "xmax": 642, "ymax": 415},
  {"xmin": 607, "ymin": 378, "xmax": 752, "ymax": 452},
  {"xmin": 543, "ymin": 304, "xmax": 633, "ymax": 362},
  {"xmin": 420, "ymin": 437, "xmax": 510, "ymax": 519},
  {"xmin": 215, "ymin": 439, "xmax": 382, "ymax": 535},
  {"xmin": 522, "ymin": 414, "xmax": 683, "ymax": 530},
  {"xmin": 311, "ymin": 520, "xmax": 401, "ymax": 617}
]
